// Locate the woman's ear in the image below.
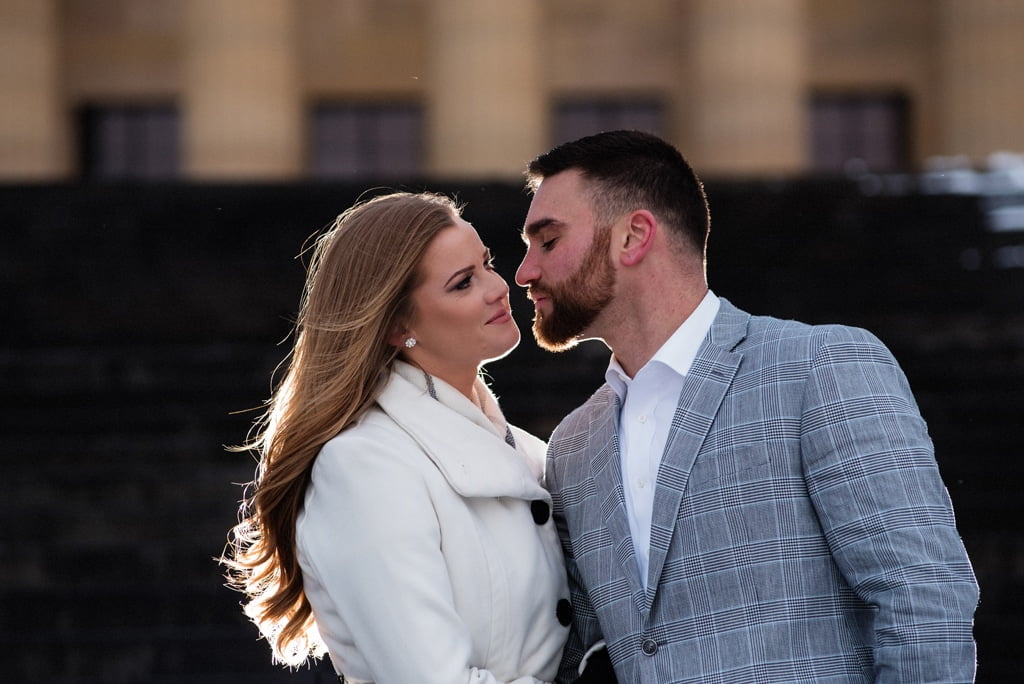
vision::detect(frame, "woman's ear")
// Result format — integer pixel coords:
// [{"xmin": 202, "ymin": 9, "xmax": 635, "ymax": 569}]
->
[
  {"xmin": 619, "ymin": 210, "xmax": 656, "ymax": 267},
  {"xmin": 387, "ymin": 324, "xmax": 409, "ymax": 348}
]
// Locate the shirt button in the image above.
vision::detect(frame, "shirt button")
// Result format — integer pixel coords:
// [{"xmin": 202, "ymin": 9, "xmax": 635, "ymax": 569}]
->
[
  {"xmin": 638, "ymin": 414, "xmax": 648, "ymax": 424},
  {"xmin": 636, "ymin": 479, "xmax": 646, "ymax": 489},
  {"xmin": 641, "ymin": 639, "xmax": 658, "ymax": 656}
]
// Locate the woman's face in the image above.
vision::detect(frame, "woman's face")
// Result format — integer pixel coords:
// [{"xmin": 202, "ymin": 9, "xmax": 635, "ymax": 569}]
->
[{"xmin": 402, "ymin": 216, "xmax": 520, "ymax": 383}]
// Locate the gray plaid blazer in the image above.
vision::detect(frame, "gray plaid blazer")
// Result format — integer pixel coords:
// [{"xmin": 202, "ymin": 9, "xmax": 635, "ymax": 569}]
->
[{"xmin": 547, "ymin": 299, "xmax": 978, "ymax": 683}]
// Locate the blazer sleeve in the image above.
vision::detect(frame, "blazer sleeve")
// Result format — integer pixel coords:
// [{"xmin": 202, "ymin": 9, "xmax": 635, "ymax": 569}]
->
[
  {"xmin": 298, "ymin": 430, "xmax": 548, "ymax": 684},
  {"xmin": 546, "ymin": 447, "xmax": 608, "ymax": 684},
  {"xmin": 798, "ymin": 326, "xmax": 979, "ymax": 683}
]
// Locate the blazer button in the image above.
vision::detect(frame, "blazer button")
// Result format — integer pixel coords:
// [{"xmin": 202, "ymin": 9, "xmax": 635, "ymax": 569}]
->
[
  {"xmin": 556, "ymin": 598, "xmax": 573, "ymax": 626},
  {"xmin": 530, "ymin": 500, "xmax": 550, "ymax": 525},
  {"xmin": 641, "ymin": 639, "xmax": 658, "ymax": 656}
]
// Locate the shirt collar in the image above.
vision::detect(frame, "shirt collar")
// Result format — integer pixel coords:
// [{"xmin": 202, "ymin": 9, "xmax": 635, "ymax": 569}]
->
[{"xmin": 605, "ymin": 290, "xmax": 720, "ymax": 400}]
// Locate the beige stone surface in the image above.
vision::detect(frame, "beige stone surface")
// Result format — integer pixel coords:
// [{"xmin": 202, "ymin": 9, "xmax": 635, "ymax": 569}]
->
[{"xmin": 2, "ymin": 0, "xmax": 1022, "ymax": 179}]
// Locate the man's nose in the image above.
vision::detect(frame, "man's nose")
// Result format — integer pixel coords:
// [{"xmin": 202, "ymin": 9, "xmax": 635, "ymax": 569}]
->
[{"xmin": 515, "ymin": 251, "xmax": 537, "ymax": 287}]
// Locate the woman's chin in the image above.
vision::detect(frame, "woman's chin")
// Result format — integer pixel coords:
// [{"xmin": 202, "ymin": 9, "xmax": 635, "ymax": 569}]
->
[{"xmin": 481, "ymin": 337, "xmax": 520, "ymax": 366}]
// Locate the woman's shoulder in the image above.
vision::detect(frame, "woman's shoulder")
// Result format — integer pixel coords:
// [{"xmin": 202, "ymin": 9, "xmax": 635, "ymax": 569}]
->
[
  {"xmin": 302, "ymin": 407, "xmax": 442, "ymax": 530},
  {"xmin": 324, "ymin": 405, "xmax": 405, "ymax": 445},
  {"xmin": 315, "ymin": 406, "xmax": 426, "ymax": 477}
]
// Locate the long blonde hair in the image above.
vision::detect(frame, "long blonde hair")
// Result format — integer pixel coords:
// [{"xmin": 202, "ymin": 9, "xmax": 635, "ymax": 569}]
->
[{"xmin": 223, "ymin": 191, "xmax": 461, "ymax": 665}]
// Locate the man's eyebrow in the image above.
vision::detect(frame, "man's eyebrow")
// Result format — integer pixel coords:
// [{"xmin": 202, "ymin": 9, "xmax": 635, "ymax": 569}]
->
[{"xmin": 522, "ymin": 217, "xmax": 561, "ymax": 239}]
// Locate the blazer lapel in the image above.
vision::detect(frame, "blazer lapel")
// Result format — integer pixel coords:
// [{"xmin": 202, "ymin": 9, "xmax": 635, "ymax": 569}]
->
[
  {"xmin": 587, "ymin": 391, "xmax": 648, "ymax": 611},
  {"xmin": 644, "ymin": 300, "xmax": 747, "ymax": 604}
]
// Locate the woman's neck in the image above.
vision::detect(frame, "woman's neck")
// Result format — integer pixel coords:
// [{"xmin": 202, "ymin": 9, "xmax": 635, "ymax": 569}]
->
[{"xmin": 407, "ymin": 359, "xmax": 480, "ymax": 406}]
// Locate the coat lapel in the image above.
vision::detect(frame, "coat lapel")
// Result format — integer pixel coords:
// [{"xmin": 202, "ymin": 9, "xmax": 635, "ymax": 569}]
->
[
  {"xmin": 644, "ymin": 300, "xmax": 747, "ymax": 604},
  {"xmin": 376, "ymin": 368, "xmax": 547, "ymax": 502},
  {"xmin": 587, "ymin": 390, "xmax": 648, "ymax": 611}
]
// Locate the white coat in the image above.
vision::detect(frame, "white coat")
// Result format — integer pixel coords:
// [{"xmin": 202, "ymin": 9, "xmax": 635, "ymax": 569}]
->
[{"xmin": 296, "ymin": 361, "xmax": 570, "ymax": 684}]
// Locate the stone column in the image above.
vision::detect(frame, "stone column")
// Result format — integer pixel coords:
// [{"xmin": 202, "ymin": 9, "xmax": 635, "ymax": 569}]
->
[
  {"xmin": 427, "ymin": 0, "xmax": 545, "ymax": 179},
  {"xmin": 183, "ymin": 0, "xmax": 301, "ymax": 179},
  {"xmin": 937, "ymin": 0, "xmax": 1024, "ymax": 163},
  {"xmin": 675, "ymin": 0, "xmax": 807, "ymax": 176},
  {"xmin": 0, "ymin": 0, "xmax": 68, "ymax": 179}
]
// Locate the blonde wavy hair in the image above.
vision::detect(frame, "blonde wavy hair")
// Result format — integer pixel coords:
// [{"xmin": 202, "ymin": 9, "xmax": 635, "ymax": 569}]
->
[{"xmin": 222, "ymin": 191, "xmax": 462, "ymax": 666}]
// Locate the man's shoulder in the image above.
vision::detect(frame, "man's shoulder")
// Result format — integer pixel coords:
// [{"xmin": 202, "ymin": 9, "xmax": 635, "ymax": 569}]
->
[
  {"xmin": 549, "ymin": 383, "xmax": 616, "ymax": 443},
  {"xmin": 702, "ymin": 300, "xmax": 901, "ymax": 385},
  {"xmin": 736, "ymin": 306, "xmax": 888, "ymax": 357}
]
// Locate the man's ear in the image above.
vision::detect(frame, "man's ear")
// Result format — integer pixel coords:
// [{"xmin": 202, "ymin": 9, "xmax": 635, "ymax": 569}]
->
[{"xmin": 618, "ymin": 210, "xmax": 656, "ymax": 267}]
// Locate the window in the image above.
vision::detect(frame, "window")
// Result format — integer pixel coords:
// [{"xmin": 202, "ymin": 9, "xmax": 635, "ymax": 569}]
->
[
  {"xmin": 810, "ymin": 92, "xmax": 911, "ymax": 173},
  {"xmin": 310, "ymin": 102, "xmax": 422, "ymax": 180},
  {"xmin": 553, "ymin": 99, "xmax": 666, "ymax": 147},
  {"xmin": 78, "ymin": 105, "xmax": 180, "ymax": 181}
]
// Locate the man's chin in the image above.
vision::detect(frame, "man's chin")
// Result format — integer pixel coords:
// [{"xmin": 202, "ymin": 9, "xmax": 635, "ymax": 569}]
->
[{"xmin": 532, "ymin": 321, "xmax": 583, "ymax": 353}]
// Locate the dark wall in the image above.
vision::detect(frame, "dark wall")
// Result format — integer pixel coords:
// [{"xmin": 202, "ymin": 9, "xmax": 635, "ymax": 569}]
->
[{"xmin": 2, "ymin": 181, "xmax": 1020, "ymax": 682}]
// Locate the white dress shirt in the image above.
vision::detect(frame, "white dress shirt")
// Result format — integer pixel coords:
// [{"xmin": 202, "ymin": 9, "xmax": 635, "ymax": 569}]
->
[{"xmin": 605, "ymin": 290, "xmax": 720, "ymax": 588}]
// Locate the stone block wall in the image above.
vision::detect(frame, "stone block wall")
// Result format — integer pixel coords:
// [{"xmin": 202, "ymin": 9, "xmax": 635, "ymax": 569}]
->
[{"xmin": 2, "ymin": 181, "xmax": 1020, "ymax": 682}]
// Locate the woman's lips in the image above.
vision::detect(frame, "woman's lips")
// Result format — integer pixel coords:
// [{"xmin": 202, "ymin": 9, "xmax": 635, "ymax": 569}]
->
[{"xmin": 487, "ymin": 309, "xmax": 512, "ymax": 324}]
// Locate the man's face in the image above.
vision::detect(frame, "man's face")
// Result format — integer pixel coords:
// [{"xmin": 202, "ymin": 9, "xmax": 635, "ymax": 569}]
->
[{"xmin": 516, "ymin": 170, "xmax": 617, "ymax": 351}]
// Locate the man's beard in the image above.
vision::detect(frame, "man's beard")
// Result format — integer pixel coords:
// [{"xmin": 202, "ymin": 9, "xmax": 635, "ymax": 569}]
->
[{"xmin": 530, "ymin": 226, "xmax": 616, "ymax": 352}]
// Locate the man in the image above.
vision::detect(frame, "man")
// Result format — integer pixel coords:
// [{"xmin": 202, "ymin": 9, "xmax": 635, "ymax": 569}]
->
[{"xmin": 516, "ymin": 130, "xmax": 978, "ymax": 683}]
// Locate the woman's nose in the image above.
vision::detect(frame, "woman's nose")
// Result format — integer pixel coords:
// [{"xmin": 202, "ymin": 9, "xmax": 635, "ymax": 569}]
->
[{"xmin": 487, "ymin": 269, "xmax": 510, "ymax": 300}]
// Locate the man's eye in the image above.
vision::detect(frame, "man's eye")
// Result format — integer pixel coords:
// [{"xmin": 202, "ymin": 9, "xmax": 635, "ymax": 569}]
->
[{"xmin": 542, "ymin": 238, "xmax": 557, "ymax": 250}]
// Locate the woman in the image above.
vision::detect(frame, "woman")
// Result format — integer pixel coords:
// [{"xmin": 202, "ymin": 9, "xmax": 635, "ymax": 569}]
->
[{"xmin": 223, "ymin": 191, "xmax": 571, "ymax": 683}]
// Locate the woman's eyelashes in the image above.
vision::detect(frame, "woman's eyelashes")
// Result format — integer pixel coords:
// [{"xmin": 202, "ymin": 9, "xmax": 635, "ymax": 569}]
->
[{"xmin": 453, "ymin": 254, "xmax": 497, "ymax": 291}]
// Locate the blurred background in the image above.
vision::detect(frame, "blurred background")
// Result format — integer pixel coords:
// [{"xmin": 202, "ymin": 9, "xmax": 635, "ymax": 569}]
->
[{"xmin": 1, "ymin": 1, "xmax": 1021, "ymax": 682}]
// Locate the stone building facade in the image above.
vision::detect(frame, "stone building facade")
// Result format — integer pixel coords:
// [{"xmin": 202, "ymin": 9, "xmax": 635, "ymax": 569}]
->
[{"xmin": 2, "ymin": 0, "xmax": 1023, "ymax": 181}]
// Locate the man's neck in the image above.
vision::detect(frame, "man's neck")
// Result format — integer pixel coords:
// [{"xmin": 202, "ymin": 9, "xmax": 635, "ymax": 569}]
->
[{"xmin": 605, "ymin": 285, "xmax": 708, "ymax": 378}]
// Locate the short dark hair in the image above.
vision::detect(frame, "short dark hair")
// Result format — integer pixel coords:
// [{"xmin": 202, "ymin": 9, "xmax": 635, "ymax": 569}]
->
[{"xmin": 525, "ymin": 130, "xmax": 710, "ymax": 255}]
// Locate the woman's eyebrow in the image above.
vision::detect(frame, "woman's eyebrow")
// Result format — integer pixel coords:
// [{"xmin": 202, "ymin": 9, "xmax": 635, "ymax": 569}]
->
[{"xmin": 444, "ymin": 264, "xmax": 475, "ymax": 288}]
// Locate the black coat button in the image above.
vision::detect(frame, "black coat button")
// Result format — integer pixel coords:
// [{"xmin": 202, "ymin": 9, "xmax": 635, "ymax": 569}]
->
[
  {"xmin": 556, "ymin": 598, "xmax": 573, "ymax": 626},
  {"xmin": 530, "ymin": 500, "xmax": 550, "ymax": 525},
  {"xmin": 641, "ymin": 639, "xmax": 658, "ymax": 656}
]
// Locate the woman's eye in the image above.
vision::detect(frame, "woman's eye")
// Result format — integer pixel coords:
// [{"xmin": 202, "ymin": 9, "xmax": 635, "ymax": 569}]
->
[{"xmin": 454, "ymin": 275, "xmax": 472, "ymax": 290}]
